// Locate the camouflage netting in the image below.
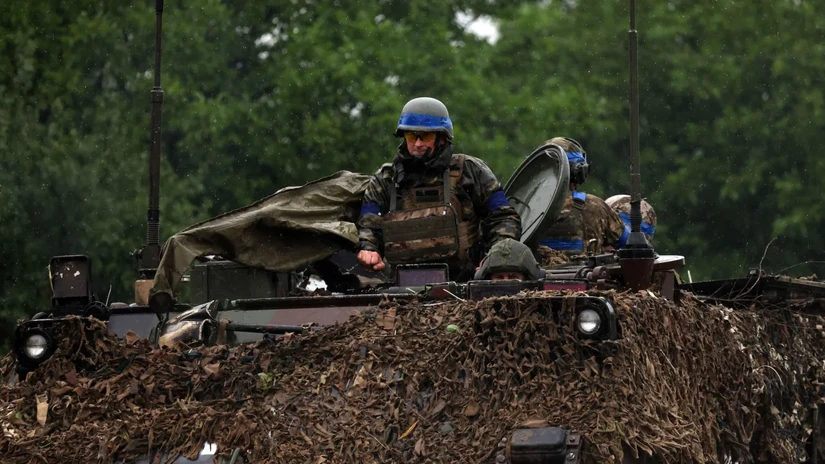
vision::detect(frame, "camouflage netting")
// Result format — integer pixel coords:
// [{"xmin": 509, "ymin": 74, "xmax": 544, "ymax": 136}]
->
[
  {"xmin": 2, "ymin": 291, "xmax": 825, "ymax": 463},
  {"xmin": 537, "ymin": 245, "xmax": 570, "ymax": 267}
]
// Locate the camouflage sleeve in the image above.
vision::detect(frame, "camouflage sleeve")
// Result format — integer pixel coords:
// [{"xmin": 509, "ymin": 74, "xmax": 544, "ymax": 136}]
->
[
  {"xmin": 356, "ymin": 164, "xmax": 394, "ymax": 252},
  {"xmin": 461, "ymin": 156, "xmax": 522, "ymax": 247}
]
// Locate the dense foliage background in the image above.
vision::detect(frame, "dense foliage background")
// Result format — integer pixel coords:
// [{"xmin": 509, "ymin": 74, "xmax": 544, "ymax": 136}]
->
[{"xmin": 3, "ymin": 0, "xmax": 825, "ymax": 348}]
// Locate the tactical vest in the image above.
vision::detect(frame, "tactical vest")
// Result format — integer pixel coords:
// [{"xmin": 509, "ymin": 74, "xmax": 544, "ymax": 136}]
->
[
  {"xmin": 541, "ymin": 191, "xmax": 586, "ymax": 255},
  {"xmin": 382, "ymin": 154, "xmax": 479, "ymax": 269}
]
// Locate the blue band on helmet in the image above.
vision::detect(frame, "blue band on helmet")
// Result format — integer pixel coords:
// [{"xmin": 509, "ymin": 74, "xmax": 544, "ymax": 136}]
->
[
  {"xmin": 617, "ymin": 225, "xmax": 630, "ymax": 247},
  {"xmin": 397, "ymin": 112, "xmax": 453, "ymax": 132},
  {"xmin": 572, "ymin": 191, "xmax": 586, "ymax": 202},
  {"xmin": 566, "ymin": 151, "xmax": 586, "ymax": 163},
  {"xmin": 360, "ymin": 203, "xmax": 381, "ymax": 217},
  {"xmin": 486, "ymin": 191, "xmax": 511, "ymax": 211},
  {"xmin": 618, "ymin": 212, "xmax": 656, "ymax": 237},
  {"xmin": 540, "ymin": 238, "xmax": 584, "ymax": 251}
]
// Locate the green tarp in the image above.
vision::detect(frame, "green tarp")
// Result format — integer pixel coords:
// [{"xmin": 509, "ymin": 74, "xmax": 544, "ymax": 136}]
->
[{"xmin": 150, "ymin": 171, "xmax": 371, "ymax": 299}]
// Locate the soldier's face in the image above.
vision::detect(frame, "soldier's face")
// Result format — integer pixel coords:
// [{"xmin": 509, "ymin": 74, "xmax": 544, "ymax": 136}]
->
[
  {"xmin": 490, "ymin": 271, "xmax": 525, "ymax": 281},
  {"xmin": 404, "ymin": 131, "xmax": 438, "ymax": 156}
]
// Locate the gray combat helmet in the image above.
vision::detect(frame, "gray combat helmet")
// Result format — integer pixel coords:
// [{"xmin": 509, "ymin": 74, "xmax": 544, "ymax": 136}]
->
[
  {"xmin": 477, "ymin": 238, "xmax": 543, "ymax": 281},
  {"xmin": 394, "ymin": 97, "xmax": 454, "ymax": 139}
]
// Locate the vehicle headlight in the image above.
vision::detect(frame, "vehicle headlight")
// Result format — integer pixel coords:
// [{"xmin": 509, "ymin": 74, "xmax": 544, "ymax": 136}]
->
[
  {"xmin": 23, "ymin": 334, "xmax": 49, "ymax": 359},
  {"xmin": 576, "ymin": 309, "xmax": 602, "ymax": 335}
]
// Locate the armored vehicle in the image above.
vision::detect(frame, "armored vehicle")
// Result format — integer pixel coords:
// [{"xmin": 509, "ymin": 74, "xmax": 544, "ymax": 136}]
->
[{"xmin": 11, "ymin": 136, "xmax": 638, "ymax": 463}]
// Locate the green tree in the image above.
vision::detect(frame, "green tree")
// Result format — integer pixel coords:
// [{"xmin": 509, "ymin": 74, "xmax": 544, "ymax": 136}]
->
[
  {"xmin": 0, "ymin": 1, "xmax": 204, "ymax": 346},
  {"xmin": 476, "ymin": 0, "xmax": 825, "ymax": 279},
  {"xmin": 0, "ymin": 0, "xmax": 528, "ymax": 347}
]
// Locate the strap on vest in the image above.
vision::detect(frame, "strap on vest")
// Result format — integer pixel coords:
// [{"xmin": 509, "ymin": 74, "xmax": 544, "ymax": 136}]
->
[
  {"xmin": 572, "ymin": 190, "xmax": 586, "ymax": 210},
  {"xmin": 443, "ymin": 168, "xmax": 452, "ymax": 207}
]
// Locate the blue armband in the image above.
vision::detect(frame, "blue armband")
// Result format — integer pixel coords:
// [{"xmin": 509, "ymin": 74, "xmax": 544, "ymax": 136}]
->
[
  {"xmin": 540, "ymin": 238, "xmax": 584, "ymax": 251},
  {"xmin": 486, "ymin": 191, "xmax": 511, "ymax": 211},
  {"xmin": 359, "ymin": 203, "xmax": 381, "ymax": 217},
  {"xmin": 618, "ymin": 212, "xmax": 656, "ymax": 238}
]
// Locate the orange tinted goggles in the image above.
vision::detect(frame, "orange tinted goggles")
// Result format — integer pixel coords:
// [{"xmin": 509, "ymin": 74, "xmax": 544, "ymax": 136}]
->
[{"xmin": 403, "ymin": 132, "xmax": 437, "ymax": 144}]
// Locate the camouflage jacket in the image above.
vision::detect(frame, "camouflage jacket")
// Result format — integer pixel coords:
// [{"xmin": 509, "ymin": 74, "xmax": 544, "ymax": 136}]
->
[
  {"xmin": 358, "ymin": 145, "xmax": 521, "ymax": 262},
  {"xmin": 573, "ymin": 192, "xmax": 629, "ymax": 252},
  {"xmin": 543, "ymin": 192, "xmax": 629, "ymax": 253}
]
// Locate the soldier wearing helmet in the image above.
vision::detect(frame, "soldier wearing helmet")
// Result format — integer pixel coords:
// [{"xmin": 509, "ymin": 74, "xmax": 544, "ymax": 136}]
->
[
  {"xmin": 357, "ymin": 97, "xmax": 522, "ymax": 281},
  {"xmin": 605, "ymin": 194, "xmax": 657, "ymax": 242},
  {"xmin": 476, "ymin": 238, "xmax": 543, "ymax": 281},
  {"xmin": 541, "ymin": 137, "xmax": 630, "ymax": 255}
]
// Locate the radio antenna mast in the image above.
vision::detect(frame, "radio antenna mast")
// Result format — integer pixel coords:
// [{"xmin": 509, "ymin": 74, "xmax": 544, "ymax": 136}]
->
[
  {"xmin": 618, "ymin": 0, "xmax": 656, "ymax": 290},
  {"xmin": 138, "ymin": 0, "xmax": 165, "ymax": 279}
]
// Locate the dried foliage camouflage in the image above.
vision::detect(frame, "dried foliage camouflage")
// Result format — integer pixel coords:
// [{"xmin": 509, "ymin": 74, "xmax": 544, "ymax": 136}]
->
[{"xmin": 2, "ymin": 291, "xmax": 825, "ymax": 463}]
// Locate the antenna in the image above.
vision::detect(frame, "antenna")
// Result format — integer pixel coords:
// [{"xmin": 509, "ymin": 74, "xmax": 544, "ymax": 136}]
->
[
  {"xmin": 618, "ymin": 0, "xmax": 656, "ymax": 290},
  {"xmin": 629, "ymin": 0, "xmax": 641, "ymax": 212},
  {"xmin": 138, "ymin": 0, "xmax": 165, "ymax": 278}
]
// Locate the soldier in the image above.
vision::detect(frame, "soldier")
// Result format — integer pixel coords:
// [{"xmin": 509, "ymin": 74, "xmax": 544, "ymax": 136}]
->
[
  {"xmin": 541, "ymin": 137, "xmax": 629, "ymax": 255},
  {"xmin": 605, "ymin": 194, "xmax": 657, "ymax": 242},
  {"xmin": 357, "ymin": 97, "xmax": 522, "ymax": 281},
  {"xmin": 476, "ymin": 238, "xmax": 543, "ymax": 281}
]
